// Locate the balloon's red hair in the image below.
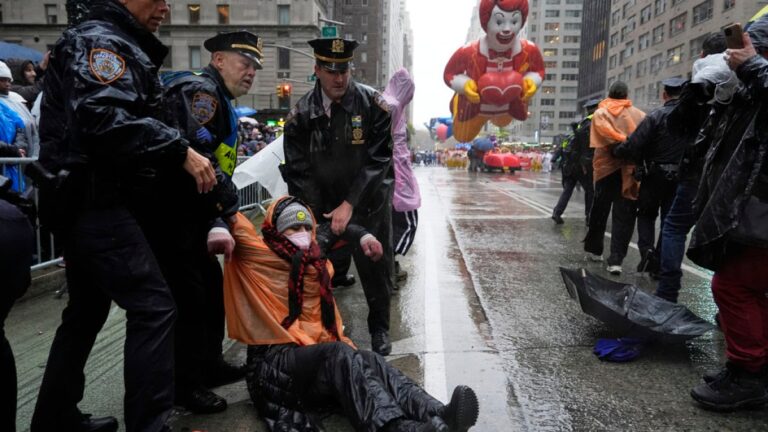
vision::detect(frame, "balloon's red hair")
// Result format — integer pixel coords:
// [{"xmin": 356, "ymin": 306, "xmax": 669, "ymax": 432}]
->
[{"xmin": 479, "ymin": 0, "xmax": 529, "ymax": 32}]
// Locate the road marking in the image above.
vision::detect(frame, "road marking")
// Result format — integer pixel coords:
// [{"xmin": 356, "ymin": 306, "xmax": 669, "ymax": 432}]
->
[
  {"xmin": 605, "ymin": 233, "xmax": 713, "ymax": 280},
  {"xmin": 423, "ymin": 203, "xmax": 449, "ymax": 402},
  {"xmin": 451, "ymin": 215, "xmax": 550, "ymax": 220}
]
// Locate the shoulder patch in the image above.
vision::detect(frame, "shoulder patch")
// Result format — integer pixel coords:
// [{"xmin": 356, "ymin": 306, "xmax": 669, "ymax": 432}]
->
[
  {"xmin": 89, "ymin": 48, "xmax": 126, "ymax": 85},
  {"xmin": 191, "ymin": 92, "xmax": 218, "ymax": 125}
]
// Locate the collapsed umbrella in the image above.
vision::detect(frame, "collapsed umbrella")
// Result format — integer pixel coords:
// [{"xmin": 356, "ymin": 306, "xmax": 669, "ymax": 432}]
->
[{"xmin": 560, "ymin": 267, "xmax": 714, "ymax": 343}]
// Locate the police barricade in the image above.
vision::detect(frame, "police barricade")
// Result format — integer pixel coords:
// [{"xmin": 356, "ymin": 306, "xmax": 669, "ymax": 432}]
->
[{"xmin": 1, "ymin": 156, "xmax": 274, "ymax": 271}]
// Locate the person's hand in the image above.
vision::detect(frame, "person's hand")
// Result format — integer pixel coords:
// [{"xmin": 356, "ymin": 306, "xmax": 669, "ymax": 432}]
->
[
  {"xmin": 183, "ymin": 147, "xmax": 216, "ymax": 193},
  {"xmin": 463, "ymin": 79, "xmax": 481, "ymax": 104},
  {"xmin": 725, "ymin": 33, "xmax": 758, "ymax": 71},
  {"xmin": 323, "ymin": 201, "xmax": 353, "ymax": 235},
  {"xmin": 40, "ymin": 51, "xmax": 51, "ymax": 71},
  {"xmin": 360, "ymin": 234, "xmax": 383, "ymax": 261},
  {"xmin": 207, "ymin": 227, "xmax": 235, "ymax": 261},
  {"xmin": 522, "ymin": 77, "xmax": 538, "ymax": 101},
  {"xmin": 17, "ymin": 148, "xmax": 26, "ymax": 157}
]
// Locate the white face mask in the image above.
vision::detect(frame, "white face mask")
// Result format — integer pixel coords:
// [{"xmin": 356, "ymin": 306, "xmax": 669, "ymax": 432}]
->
[{"xmin": 286, "ymin": 231, "xmax": 312, "ymax": 250}]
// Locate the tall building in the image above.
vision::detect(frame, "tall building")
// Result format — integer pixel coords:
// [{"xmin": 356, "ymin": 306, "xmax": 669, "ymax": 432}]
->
[
  {"xmin": 0, "ymin": 0, "xmax": 333, "ymax": 113},
  {"xmin": 577, "ymin": 0, "xmax": 611, "ymax": 111},
  {"xmin": 512, "ymin": 0, "xmax": 584, "ymax": 144},
  {"xmin": 601, "ymin": 0, "xmax": 766, "ymax": 112},
  {"xmin": 331, "ymin": 0, "xmax": 386, "ymax": 88}
]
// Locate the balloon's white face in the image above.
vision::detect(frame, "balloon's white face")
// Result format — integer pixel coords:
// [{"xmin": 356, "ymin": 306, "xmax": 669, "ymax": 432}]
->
[{"xmin": 486, "ymin": 6, "xmax": 523, "ymax": 51}]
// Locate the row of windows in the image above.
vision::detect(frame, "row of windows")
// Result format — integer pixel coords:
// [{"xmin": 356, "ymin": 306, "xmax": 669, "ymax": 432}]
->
[
  {"xmin": 542, "ymin": 35, "xmax": 581, "ymax": 44},
  {"xmin": 543, "ymin": 60, "xmax": 580, "ymax": 68},
  {"xmin": 542, "ymin": 48, "xmax": 581, "ymax": 57}
]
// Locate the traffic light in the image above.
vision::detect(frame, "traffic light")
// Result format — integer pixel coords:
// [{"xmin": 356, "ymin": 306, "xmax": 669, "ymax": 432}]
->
[
  {"xmin": 282, "ymin": 83, "xmax": 292, "ymax": 97},
  {"xmin": 276, "ymin": 85, "xmax": 284, "ymax": 98}
]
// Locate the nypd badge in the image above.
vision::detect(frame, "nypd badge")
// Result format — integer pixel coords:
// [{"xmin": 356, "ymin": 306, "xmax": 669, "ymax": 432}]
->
[
  {"xmin": 89, "ymin": 48, "xmax": 126, "ymax": 85},
  {"xmin": 332, "ymin": 39, "xmax": 345, "ymax": 53},
  {"xmin": 191, "ymin": 92, "xmax": 218, "ymax": 125}
]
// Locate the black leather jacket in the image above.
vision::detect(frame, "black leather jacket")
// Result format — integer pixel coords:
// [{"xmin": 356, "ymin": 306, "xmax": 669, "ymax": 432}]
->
[
  {"xmin": 38, "ymin": 0, "xmax": 187, "ymax": 208},
  {"xmin": 281, "ymin": 81, "xmax": 393, "ymax": 221},
  {"xmin": 613, "ymin": 99, "xmax": 684, "ymax": 165},
  {"xmin": 161, "ymin": 65, "xmax": 240, "ymax": 219}
]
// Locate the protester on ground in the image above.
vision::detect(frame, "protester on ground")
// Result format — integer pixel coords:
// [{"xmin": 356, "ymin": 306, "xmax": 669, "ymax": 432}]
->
[
  {"xmin": 223, "ymin": 196, "xmax": 479, "ymax": 432},
  {"xmin": 686, "ymin": 20, "xmax": 768, "ymax": 412},
  {"xmin": 281, "ymin": 37, "xmax": 396, "ymax": 356},
  {"xmin": 30, "ymin": 0, "xmax": 217, "ymax": 431},
  {"xmin": 583, "ymin": 81, "xmax": 646, "ymax": 275}
]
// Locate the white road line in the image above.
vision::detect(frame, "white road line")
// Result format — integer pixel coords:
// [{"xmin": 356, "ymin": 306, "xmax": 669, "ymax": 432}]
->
[
  {"xmin": 605, "ymin": 233, "xmax": 713, "ymax": 280},
  {"xmin": 423, "ymin": 210, "xmax": 449, "ymax": 402},
  {"xmin": 451, "ymin": 215, "xmax": 550, "ymax": 220}
]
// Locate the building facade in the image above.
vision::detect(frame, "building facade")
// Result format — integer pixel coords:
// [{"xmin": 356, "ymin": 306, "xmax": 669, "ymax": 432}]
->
[
  {"xmin": 577, "ymin": 0, "xmax": 611, "ymax": 111},
  {"xmin": 0, "ymin": 0, "xmax": 333, "ymax": 112},
  {"xmin": 330, "ymin": 0, "xmax": 386, "ymax": 88},
  {"xmin": 603, "ymin": 0, "xmax": 765, "ymax": 112}
]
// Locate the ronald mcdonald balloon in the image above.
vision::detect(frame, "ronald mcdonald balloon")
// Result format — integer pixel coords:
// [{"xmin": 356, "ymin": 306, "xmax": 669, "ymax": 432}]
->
[{"xmin": 444, "ymin": 0, "xmax": 545, "ymax": 142}]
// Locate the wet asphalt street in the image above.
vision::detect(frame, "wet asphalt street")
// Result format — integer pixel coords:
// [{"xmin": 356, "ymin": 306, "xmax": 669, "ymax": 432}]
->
[{"xmin": 8, "ymin": 166, "xmax": 768, "ymax": 431}]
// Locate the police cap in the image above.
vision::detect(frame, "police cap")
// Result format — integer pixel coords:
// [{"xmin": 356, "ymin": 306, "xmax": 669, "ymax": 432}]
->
[
  {"xmin": 662, "ymin": 77, "xmax": 686, "ymax": 91},
  {"xmin": 308, "ymin": 38, "xmax": 359, "ymax": 72},
  {"xmin": 204, "ymin": 30, "xmax": 264, "ymax": 69},
  {"xmin": 583, "ymin": 99, "xmax": 600, "ymax": 109}
]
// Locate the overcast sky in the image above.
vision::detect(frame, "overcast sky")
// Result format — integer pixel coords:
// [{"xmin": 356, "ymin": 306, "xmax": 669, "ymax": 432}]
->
[{"xmin": 407, "ymin": 0, "xmax": 476, "ymax": 130}]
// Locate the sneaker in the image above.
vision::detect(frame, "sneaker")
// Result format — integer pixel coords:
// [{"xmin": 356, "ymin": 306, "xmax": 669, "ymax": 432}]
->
[
  {"xmin": 587, "ymin": 253, "xmax": 603, "ymax": 262},
  {"xmin": 691, "ymin": 364, "xmax": 768, "ymax": 411},
  {"xmin": 441, "ymin": 386, "xmax": 479, "ymax": 432},
  {"xmin": 551, "ymin": 214, "xmax": 564, "ymax": 225},
  {"xmin": 607, "ymin": 265, "xmax": 622, "ymax": 275}
]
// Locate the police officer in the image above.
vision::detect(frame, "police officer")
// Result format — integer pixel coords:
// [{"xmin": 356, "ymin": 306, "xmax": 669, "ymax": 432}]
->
[
  {"xmin": 552, "ymin": 100, "xmax": 597, "ymax": 225},
  {"xmin": 281, "ymin": 37, "xmax": 395, "ymax": 355},
  {"xmin": 31, "ymin": 0, "xmax": 216, "ymax": 431},
  {"xmin": 143, "ymin": 31, "xmax": 262, "ymax": 414},
  {"xmin": 613, "ymin": 77, "xmax": 686, "ymax": 276}
]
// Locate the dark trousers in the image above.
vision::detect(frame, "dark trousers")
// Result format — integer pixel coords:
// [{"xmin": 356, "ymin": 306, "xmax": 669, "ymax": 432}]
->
[
  {"xmin": 583, "ymin": 171, "xmax": 637, "ymax": 266},
  {"xmin": 31, "ymin": 208, "xmax": 176, "ymax": 432},
  {"xmin": 247, "ymin": 343, "xmax": 444, "ymax": 432},
  {"xmin": 636, "ymin": 172, "xmax": 678, "ymax": 258},
  {"xmin": 142, "ymin": 220, "xmax": 225, "ymax": 395},
  {"xmin": 553, "ymin": 172, "xmax": 594, "ymax": 220},
  {"xmin": 392, "ymin": 209, "xmax": 418, "ymax": 256},
  {"xmin": 712, "ymin": 246, "xmax": 768, "ymax": 373},
  {"xmin": 0, "ymin": 200, "xmax": 34, "ymax": 432},
  {"xmin": 355, "ymin": 199, "xmax": 394, "ymax": 334},
  {"xmin": 656, "ymin": 181, "xmax": 698, "ymax": 302}
]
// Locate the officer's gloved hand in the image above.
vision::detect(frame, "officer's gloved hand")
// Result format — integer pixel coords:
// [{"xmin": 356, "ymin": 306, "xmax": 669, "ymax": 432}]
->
[
  {"xmin": 360, "ymin": 234, "xmax": 383, "ymax": 262},
  {"xmin": 207, "ymin": 227, "xmax": 235, "ymax": 261}
]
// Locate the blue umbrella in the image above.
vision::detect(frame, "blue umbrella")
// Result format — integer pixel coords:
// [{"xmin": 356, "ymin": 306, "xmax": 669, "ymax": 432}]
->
[
  {"xmin": 0, "ymin": 41, "xmax": 44, "ymax": 62},
  {"xmin": 472, "ymin": 137, "xmax": 494, "ymax": 151},
  {"xmin": 234, "ymin": 106, "xmax": 257, "ymax": 117}
]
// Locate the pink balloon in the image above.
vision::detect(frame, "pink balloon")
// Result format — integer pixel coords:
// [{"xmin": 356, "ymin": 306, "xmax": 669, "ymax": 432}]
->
[{"xmin": 436, "ymin": 124, "xmax": 449, "ymax": 141}]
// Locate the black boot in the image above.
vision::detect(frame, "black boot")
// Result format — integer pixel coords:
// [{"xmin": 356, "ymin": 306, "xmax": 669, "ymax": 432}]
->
[
  {"xmin": 177, "ymin": 387, "xmax": 228, "ymax": 414},
  {"xmin": 73, "ymin": 414, "xmax": 118, "ymax": 432},
  {"xmin": 441, "ymin": 386, "xmax": 479, "ymax": 432},
  {"xmin": 691, "ymin": 363, "xmax": 768, "ymax": 411},
  {"xmin": 204, "ymin": 357, "xmax": 246, "ymax": 388},
  {"xmin": 332, "ymin": 274, "xmax": 356, "ymax": 288},
  {"xmin": 371, "ymin": 330, "xmax": 392, "ymax": 356}
]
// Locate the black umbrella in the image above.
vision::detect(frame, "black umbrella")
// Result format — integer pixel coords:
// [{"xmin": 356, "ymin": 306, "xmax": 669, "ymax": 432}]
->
[{"xmin": 560, "ymin": 267, "xmax": 714, "ymax": 343}]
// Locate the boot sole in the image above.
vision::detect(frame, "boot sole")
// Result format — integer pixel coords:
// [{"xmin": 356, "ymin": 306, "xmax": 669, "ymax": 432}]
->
[
  {"xmin": 690, "ymin": 390, "xmax": 768, "ymax": 412},
  {"xmin": 449, "ymin": 386, "xmax": 479, "ymax": 431}
]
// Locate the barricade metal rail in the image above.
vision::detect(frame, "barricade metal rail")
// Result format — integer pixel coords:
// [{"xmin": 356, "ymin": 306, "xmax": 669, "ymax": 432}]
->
[{"xmin": 1, "ymin": 156, "xmax": 272, "ymax": 272}]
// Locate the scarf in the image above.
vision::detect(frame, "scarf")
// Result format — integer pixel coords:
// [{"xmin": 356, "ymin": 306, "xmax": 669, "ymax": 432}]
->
[{"xmin": 261, "ymin": 223, "xmax": 339, "ymax": 340}]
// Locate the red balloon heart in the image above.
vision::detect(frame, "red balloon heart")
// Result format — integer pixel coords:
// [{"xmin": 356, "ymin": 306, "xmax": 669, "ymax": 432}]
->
[{"xmin": 477, "ymin": 71, "xmax": 523, "ymax": 105}]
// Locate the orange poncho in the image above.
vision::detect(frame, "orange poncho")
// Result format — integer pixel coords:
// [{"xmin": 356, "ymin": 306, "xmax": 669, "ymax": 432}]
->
[
  {"xmin": 590, "ymin": 98, "xmax": 646, "ymax": 200},
  {"xmin": 223, "ymin": 208, "xmax": 354, "ymax": 348}
]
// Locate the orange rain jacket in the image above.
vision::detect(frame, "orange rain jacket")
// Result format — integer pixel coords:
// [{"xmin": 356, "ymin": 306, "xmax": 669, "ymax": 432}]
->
[
  {"xmin": 590, "ymin": 98, "xmax": 646, "ymax": 200},
  {"xmin": 223, "ymin": 201, "xmax": 354, "ymax": 348}
]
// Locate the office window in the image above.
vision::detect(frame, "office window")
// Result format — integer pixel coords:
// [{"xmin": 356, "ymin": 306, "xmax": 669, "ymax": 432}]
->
[
  {"xmin": 544, "ymin": 61, "xmax": 557, "ymax": 68},
  {"xmin": 655, "ymin": 0, "xmax": 666, "ymax": 16},
  {"xmin": 361, "ymin": 32, "xmax": 368, "ymax": 44},
  {"xmin": 693, "ymin": 0, "xmax": 713, "ymax": 25},
  {"xmin": 672, "ymin": 0, "xmax": 685, "ymax": 5},
  {"xmin": 545, "ymin": 35, "xmax": 560, "ymax": 43},
  {"xmin": 636, "ymin": 59, "xmax": 647, "ymax": 77},
  {"xmin": 361, "ymin": 15, "xmax": 367, "ymax": 26},
  {"xmin": 561, "ymin": 74, "xmax": 578, "ymax": 81},
  {"xmin": 559, "ymin": 111, "xmax": 576, "ymax": 119},
  {"xmin": 162, "ymin": 46, "xmax": 173, "ymax": 69},
  {"xmin": 345, "ymin": 0, "xmax": 352, "ymax": 5},
  {"xmin": 609, "ymin": 54, "xmax": 617, "ymax": 69},
  {"xmin": 362, "ymin": 0, "xmax": 368, "ymax": 5},
  {"xmin": 541, "ymin": 98, "xmax": 555, "ymax": 105},
  {"xmin": 640, "ymin": 5, "xmax": 652, "ymax": 24},
  {"xmin": 564, "ymin": 22, "xmax": 581, "ymax": 30},
  {"xmin": 670, "ymin": 13, "xmax": 686, "ymax": 37},
  {"xmin": 44, "ymin": 4, "xmax": 57, "ymax": 24},
  {"xmin": 638, "ymin": 32, "xmax": 650, "ymax": 51},
  {"xmin": 564, "ymin": 35, "xmax": 579, "ymax": 43},
  {"xmin": 545, "ymin": 73, "xmax": 556, "ymax": 81},
  {"xmin": 565, "ymin": 10, "xmax": 581, "ymax": 17},
  {"xmin": 545, "ymin": 10, "xmax": 560, "ymax": 17},
  {"xmin": 652, "ymin": 24, "xmax": 664, "ymax": 45},
  {"xmin": 278, "ymin": 47, "xmax": 290, "ymax": 70},
  {"xmin": 561, "ymin": 86, "xmax": 577, "ymax": 93},
  {"xmin": 724, "ymin": 0, "xmax": 736, "ymax": 10},
  {"xmin": 563, "ymin": 48, "xmax": 579, "ymax": 56},
  {"xmin": 188, "ymin": 4, "xmax": 200, "ymax": 24},
  {"xmin": 540, "ymin": 86, "xmax": 556, "ymax": 94},
  {"xmin": 361, "ymin": 52, "xmax": 368, "ymax": 63},
  {"xmin": 689, "ymin": 33, "xmax": 709, "ymax": 58},
  {"xmin": 546, "ymin": 0, "xmax": 561, "ymax": 4},
  {"xmin": 189, "ymin": 46, "xmax": 201, "ymax": 69},
  {"xmin": 545, "ymin": 22, "xmax": 560, "ymax": 30},
  {"xmin": 543, "ymin": 48, "xmax": 558, "ymax": 56},
  {"xmin": 667, "ymin": 44, "xmax": 684, "ymax": 65},
  {"xmin": 610, "ymin": 32, "xmax": 619, "ymax": 48},
  {"xmin": 278, "ymin": 5, "xmax": 290, "ymax": 25},
  {"xmin": 217, "ymin": 5, "xmax": 230, "ymax": 24},
  {"xmin": 612, "ymin": 10, "xmax": 621, "ymax": 25},
  {"xmin": 650, "ymin": 53, "xmax": 663, "ymax": 73},
  {"xmin": 562, "ymin": 61, "xmax": 578, "ymax": 68}
]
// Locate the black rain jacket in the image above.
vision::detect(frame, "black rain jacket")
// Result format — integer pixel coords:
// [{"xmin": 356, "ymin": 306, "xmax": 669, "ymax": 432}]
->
[
  {"xmin": 280, "ymin": 81, "xmax": 393, "ymax": 222},
  {"xmin": 687, "ymin": 55, "xmax": 768, "ymax": 270},
  {"xmin": 565, "ymin": 116, "xmax": 594, "ymax": 177},
  {"xmin": 613, "ymin": 99, "xmax": 684, "ymax": 165}
]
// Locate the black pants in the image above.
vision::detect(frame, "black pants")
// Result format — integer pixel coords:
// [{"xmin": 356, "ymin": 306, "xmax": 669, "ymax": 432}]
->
[
  {"xmin": 636, "ymin": 171, "xmax": 678, "ymax": 257},
  {"xmin": 553, "ymin": 171, "xmax": 594, "ymax": 220},
  {"xmin": 247, "ymin": 343, "xmax": 444, "ymax": 432},
  {"xmin": 142, "ymin": 220, "xmax": 225, "ymax": 395},
  {"xmin": 356, "ymin": 198, "xmax": 394, "ymax": 334},
  {"xmin": 392, "ymin": 209, "xmax": 418, "ymax": 256},
  {"xmin": 0, "ymin": 200, "xmax": 33, "ymax": 432},
  {"xmin": 583, "ymin": 171, "xmax": 637, "ymax": 266},
  {"xmin": 31, "ymin": 208, "xmax": 176, "ymax": 432}
]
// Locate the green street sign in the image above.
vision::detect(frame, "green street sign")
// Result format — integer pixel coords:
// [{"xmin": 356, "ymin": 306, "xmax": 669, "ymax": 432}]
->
[
  {"xmin": 321, "ymin": 26, "xmax": 338, "ymax": 38},
  {"xmin": 307, "ymin": 74, "xmax": 316, "ymax": 82}
]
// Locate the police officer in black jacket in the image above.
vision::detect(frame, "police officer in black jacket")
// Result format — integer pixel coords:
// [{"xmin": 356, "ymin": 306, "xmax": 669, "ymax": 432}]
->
[
  {"xmin": 31, "ymin": 1, "xmax": 216, "ymax": 431},
  {"xmin": 281, "ymin": 37, "xmax": 395, "ymax": 356},
  {"xmin": 613, "ymin": 77, "xmax": 686, "ymax": 276},
  {"xmin": 147, "ymin": 30, "xmax": 262, "ymax": 414}
]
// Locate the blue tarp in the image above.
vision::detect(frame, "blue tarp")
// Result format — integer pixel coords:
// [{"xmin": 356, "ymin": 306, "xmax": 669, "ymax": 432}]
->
[
  {"xmin": 0, "ymin": 41, "xmax": 44, "ymax": 62},
  {"xmin": 234, "ymin": 106, "xmax": 257, "ymax": 117}
]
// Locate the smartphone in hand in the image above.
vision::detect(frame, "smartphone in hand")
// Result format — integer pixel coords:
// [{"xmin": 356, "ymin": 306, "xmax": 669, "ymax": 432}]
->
[{"xmin": 723, "ymin": 23, "xmax": 745, "ymax": 49}]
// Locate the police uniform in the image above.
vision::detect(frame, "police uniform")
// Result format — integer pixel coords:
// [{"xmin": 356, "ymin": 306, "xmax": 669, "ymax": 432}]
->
[
  {"xmin": 280, "ymin": 38, "xmax": 395, "ymax": 355},
  {"xmin": 32, "ymin": 1, "xmax": 184, "ymax": 430},
  {"xmin": 140, "ymin": 31, "xmax": 261, "ymax": 412},
  {"xmin": 613, "ymin": 78, "xmax": 686, "ymax": 274}
]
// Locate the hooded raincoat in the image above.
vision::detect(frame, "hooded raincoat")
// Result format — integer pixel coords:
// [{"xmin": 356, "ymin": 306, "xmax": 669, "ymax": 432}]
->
[{"xmin": 590, "ymin": 98, "xmax": 646, "ymax": 199}]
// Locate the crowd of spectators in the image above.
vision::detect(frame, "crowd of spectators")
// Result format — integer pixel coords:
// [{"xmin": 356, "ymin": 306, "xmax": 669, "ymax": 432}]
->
[{"xmin": 236, "ymin": 120, "xmax": 281, "ymax": 157}]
